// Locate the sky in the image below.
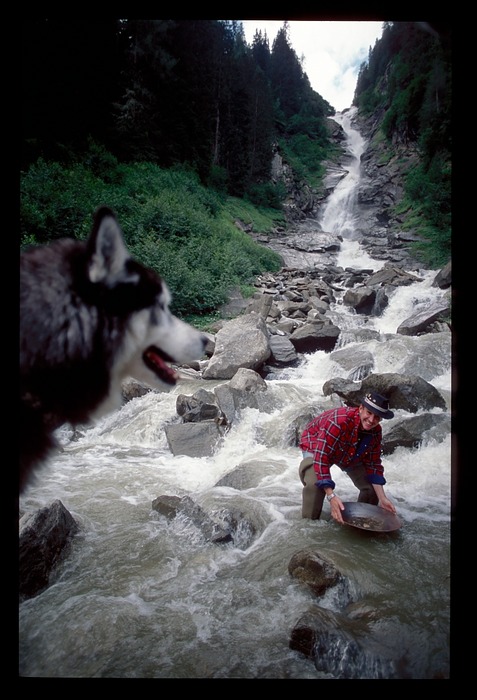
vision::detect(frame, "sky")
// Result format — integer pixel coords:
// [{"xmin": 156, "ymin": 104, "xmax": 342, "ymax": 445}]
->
[{"xmin": 241, "ymin": 20, "xmax": 384, "ymax": 112}]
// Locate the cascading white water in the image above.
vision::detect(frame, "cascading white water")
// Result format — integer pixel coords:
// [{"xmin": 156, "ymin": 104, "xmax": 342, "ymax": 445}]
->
[
  {"xmin": 320, "ymin": 108, "xmax": 366, "ymax": 239},
  {"xmin": 19, "ymin": 112, "xmax": 451, "ymax": 679},
  {"xmin": 320, "ymin": 107, "xmax": 385, "ymax": 271}
]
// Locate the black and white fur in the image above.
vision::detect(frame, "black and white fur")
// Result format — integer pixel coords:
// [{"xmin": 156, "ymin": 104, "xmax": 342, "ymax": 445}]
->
[{"xmin": 20, "ymin": 206, "xmax": 207, "ymax": 492}]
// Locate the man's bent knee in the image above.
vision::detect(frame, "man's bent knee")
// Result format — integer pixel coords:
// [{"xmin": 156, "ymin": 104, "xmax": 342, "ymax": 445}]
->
[
  {"xmin": 298, "ymin": 457, "xmax": 314, "ymax": 485},
  {"xmin": 357, "ymin": 487, "xmax": 379, "ymax": 505}
]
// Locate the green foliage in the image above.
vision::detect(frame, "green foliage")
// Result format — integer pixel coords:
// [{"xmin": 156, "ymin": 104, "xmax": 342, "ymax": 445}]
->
[
  {"xmin": 410, "ymin": 225, "xmax": 451, "ymax": 269},
  {"xmin": 354, "ymin": 21, "xmax": 451, "ymax": 267},
  {"xmin": 82, "ymin": 138, "xmax": 124, "ymax": 183},
  {"xmin": 20, "ymin": 158, "xmax": 110, "ymax": 245},
  {"xmin": 206, "ymin": 165, "xmax": 229, "ymax": 195},
  {"xmin": 285, "ymin": 111, "xmax": 329, "ymax": 141},
  {"xmin": 356, "ymin": 86, "xmax": 386, "ymax": 116},
  {"xmin": 279, "ymin": 134, "xmax": 326, "ymax": 188},
  {"xmin": 245, "ymin": 181, "xmax": 286, "ymax": 209},
  {"xmin": 183, "ymin": 310, "xmax": 223, "ymax": 331},
  {"xmin": 223, "ymin": 196, "xmax": 286, "ymax": 232},
  {"xmin": 20, "ymin": 155, "xmax": 282, "ymax": 318},
  {"xmin": 402, "ymin": 152, "xmax": 451, "ymax": 266}
]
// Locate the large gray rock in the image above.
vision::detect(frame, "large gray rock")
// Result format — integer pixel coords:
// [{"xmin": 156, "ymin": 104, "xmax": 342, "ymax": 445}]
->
[
  {"xmin": 211, "ymin": 368, "xmax": 270, "ymax": 426},
  {"xmin": 164, "ymin": 420, "xmax": 225, "ymax": 457},
  {"xmin": 176, "ymin": 388, "xmax": 221, "ymax": 422},
  {"xmin": 284, "ymin": 230, "xmax": 341, "ymax": 253},
  {"xmin": 322, "ymin": 372, "xmax": 447, "ymax": 413},
  {"xmin": 202, "ymin": 313, "xmax": 271, "ymax": 380},
  {"xmin": 151, "ymin": 494, "xmax": 262, "ymax": 550},
  {"xmin": 396, "ymin": 301, "xmax": 451, "ymax": 336},
  {"xmin": 288, "ymin": 549, "xmax": 341, "ymax": 597},
  {"xmin": 289, "ymin": 606, "xmax": 397, "ymax": 678},
  {"xmin": 213, "ymin": 384, "xmax": 239, "ymax": 425},
  {"xmin": 343, "ymin": 286, "xmax": 377, "ymax": 315},
  {"xmin": 229, "ymin": 367, "xmax": 268, "ymax": 393},
  {"xmin": 214, "ymin": 459, "xmax": 289, "ymax": 490},
  {"xmin": 19, "ymin": 499, "xmax": 79, "ymax": 600},
  {"xmin": 289, "ymin": 321, "xmax": 340, "ymax": 353},
  {"xmin": 381, "ymin": 413, "xmax": 451, "ymax": 454},
  {"xmin": 268, "ymin": 334, "xmax": 299, "ymax": 365},
  {"xmin": 246, "ymin": 292, "xmax": 273, "ymax": 318},
  {"xmin": 360, "ymin": 373, "xmax": 447, "ymax": 413},
  {"xmin": 366, "ymin": 267, "xmax": 422, "ymax": 287},
  {"xmin": 330, "ymin": 346, "xmax": 375, "ymax": 381},
  {"xmin": 151, "ymin": 495, "xmax": 232, "ymax": 543},
  {"xmin": 432, "ymin": 261, "xmax": 451, "ymax": 289}
]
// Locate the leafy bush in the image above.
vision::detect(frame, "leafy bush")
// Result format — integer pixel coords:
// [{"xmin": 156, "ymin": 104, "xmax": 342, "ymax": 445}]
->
[
  {"xmin": 20, "ymin": 159, "xmax": 108, "ymax": 245},
  {"xmin": 20, "ymin": 153, "xmax": 282, "ymax": 318},
  {"xmin": 279, "ymin": 134, "xmax": 326, "ymax": 188},
  {"xmin": 245, "ymin": 181, "xmax": 286, "ymax": 209}
]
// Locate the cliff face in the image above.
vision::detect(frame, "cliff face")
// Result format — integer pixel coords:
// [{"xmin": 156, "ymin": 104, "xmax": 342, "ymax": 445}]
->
[
  {"xmin": 350, "ymin": 108, "xmax": 425, "ymax": 267},
  {"xmin": 276, "ymin": 110, "xmax": 418, "ymax": 234},
  {"xmin": 274, "ymin": 110, "xmax": 425, "ymax": 269},
  {"xmin": 352, "ymin": 108, "xmax": 420, "ymax": 236}
]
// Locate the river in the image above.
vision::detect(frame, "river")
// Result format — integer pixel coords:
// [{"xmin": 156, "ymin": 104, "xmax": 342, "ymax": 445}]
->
[{"xmin": 18, "ymin": 109, "xmax": 451, "ymax": 679}]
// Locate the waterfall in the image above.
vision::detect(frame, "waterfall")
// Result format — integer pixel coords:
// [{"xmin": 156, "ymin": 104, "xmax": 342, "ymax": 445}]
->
[
  {"xmin": 319, "ymin": 107, "xmax": 385, "ymax": 271},
  {"xmin": 320, "ymin": 108, "xmax": 366, "ymax": 238}
]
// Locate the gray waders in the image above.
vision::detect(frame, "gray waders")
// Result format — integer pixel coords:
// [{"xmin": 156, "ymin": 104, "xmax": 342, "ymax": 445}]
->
[{"xmin": 298, "ymin": 457, "xmax": 325, "ymax": 519}]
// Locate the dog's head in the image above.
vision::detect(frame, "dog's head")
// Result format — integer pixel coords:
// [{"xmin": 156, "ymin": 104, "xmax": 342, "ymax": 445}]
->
[
  {"xmin": 88, "ymin": 207, "xmax": 207, "ymax": 391},
  {"xmin": 19, "ymin": 206, "xmax": 208, "ymax": 490}
]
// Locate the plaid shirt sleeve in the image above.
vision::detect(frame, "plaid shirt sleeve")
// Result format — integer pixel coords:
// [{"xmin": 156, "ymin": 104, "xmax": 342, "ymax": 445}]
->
[
  {"xmin": 300, "ymin": 411, "xmax": 346, "ymax": 490},
  {"xmin": 361, "ymin": 436, "xmax": 386, "ymax": 485}
]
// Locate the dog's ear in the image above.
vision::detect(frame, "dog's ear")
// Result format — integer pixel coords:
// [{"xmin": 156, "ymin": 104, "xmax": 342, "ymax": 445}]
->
[{"xmin": 87, "ymin": 207, "xmax": 139, "ymax": 286}]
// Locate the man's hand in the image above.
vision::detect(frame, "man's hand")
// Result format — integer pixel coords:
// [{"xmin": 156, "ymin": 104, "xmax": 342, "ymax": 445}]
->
[
  {"xmin": 378, "ymin": 496, "xmax": 397, "ymax": 515},
  {"xmin": 329, "ymin": 495, "xmax": 345, "ymax": 524}
]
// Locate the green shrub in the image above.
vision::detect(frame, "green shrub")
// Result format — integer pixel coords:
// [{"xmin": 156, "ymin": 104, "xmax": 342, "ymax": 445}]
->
[
  {"xmin": 20, "ymin": 152, "xmax": 283, "ymax": 317},
  {"xmin": 245, "ymin": 181, "xmax": 286, "ymax": 209}
]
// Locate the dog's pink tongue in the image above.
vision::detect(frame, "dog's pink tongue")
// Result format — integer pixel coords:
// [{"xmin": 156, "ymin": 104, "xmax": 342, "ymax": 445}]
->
[{"xmin": 144, "ymin": 347, "xmax": 178, "ymax": 385}]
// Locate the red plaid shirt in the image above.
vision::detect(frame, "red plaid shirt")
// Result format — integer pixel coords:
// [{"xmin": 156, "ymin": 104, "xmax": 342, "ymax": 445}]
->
[{"xmin": 299, "ymin": 406, "xmax": 385, "ymax": 490}]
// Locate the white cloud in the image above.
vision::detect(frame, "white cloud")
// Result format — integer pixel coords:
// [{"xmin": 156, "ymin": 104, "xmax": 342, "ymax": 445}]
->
[{"xmin": 241, "ymin": 20, "xmax": 384, "ymax": 112}]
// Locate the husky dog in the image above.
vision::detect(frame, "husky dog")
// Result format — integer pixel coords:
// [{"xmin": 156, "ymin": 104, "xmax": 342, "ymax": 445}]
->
[{"xmin": 20, "ymin": 206, "xmax": 208, "ymax": 492}]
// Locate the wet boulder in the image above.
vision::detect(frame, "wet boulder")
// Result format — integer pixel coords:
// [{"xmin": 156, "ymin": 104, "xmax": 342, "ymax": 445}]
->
[
  {"xmin": 288, "ymin": 549, "xmax": 341, "ymax": 596},
  {"xmin": 151, "ymin": 494, "xmax": 232, "ymax": 543},
  {"xmin": 343, "ymin": 286, "xmax": 377, "ymax": 315},
  {"xmin": 213, "ymin": 368, "xmax": 270, "ymax": 425},
  {"xmin": 381, "ymin": 412, "xmax": 451, "ymax": 454},
  {"xmin": 19, "ymin": 499, "xmax": 79, "ymax": 600},
  {"xmin": 289, "ymin": 321, "xmax": 340, "ymax": 353},
  {"xmin": 289, "ymin": 606, "xmax": 397, "ymax": 679},
  {"xmin": 164, "ymin": 420, "xmax": 225, "ymax": 457},
  {"xmin": 214, "ymin": 459, "xmax": 289, "ymax": 490},
  {"xmin": 396, "ymin": 301, "xmax": 450, "ymax": 336},
  {"xmin": 432, "ymin": 261, "xmax": 451, "ymax": 289},
  {"xmin": 322, "ymin": 372, "xmax": 447, "ymax": 414},
  {"xmin": 268, "ymin": 335, "xmax": 299, "ymax": 366},
  {"xmin": 202, "ymin": 313, "xmax": 271, "ymax": 380},
  {"xmin": 176, "ymin": 388, "xmax": 222, "ymax": 422}
]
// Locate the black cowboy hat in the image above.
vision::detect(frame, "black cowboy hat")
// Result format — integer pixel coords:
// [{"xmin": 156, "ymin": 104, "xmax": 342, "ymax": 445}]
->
[{"xmin": 361, "ymin": 392, "xmax": 394, "ymax": 419}]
